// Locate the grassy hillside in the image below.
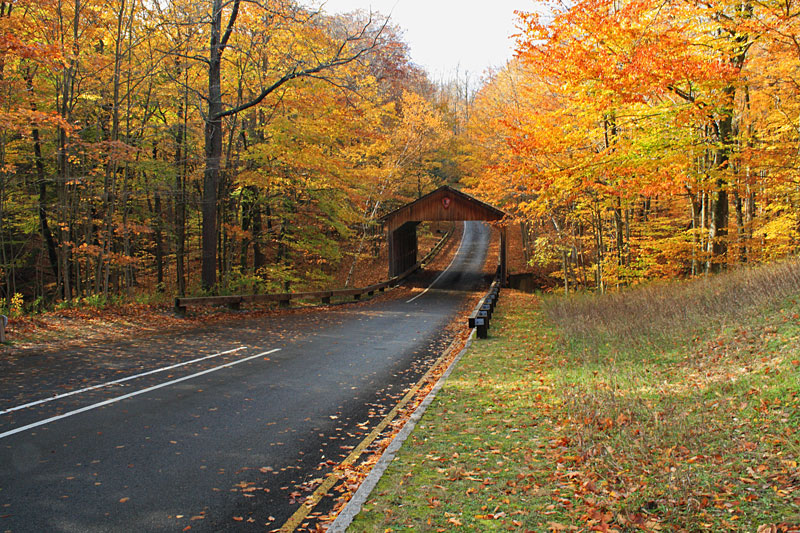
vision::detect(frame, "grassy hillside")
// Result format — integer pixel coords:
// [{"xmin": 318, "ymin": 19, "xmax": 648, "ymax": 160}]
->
[{"xmin": 349, "ymin": 261, "xmax": 800, "ymax": 531}]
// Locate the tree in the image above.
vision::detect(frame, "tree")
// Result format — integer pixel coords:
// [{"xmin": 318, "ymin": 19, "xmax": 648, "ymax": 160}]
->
[
  {"xmin": 463, "ymin": 0, "xmax": 797, "ymax": 290},
  {"xmin": 170, "ymin": 0, "xmax": 390, "ymax": 290}
]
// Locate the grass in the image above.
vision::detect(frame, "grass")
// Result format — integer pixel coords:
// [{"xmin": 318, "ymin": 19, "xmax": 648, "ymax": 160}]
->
[
  {"xmin": 544, "ymin": 258, "xmax": 800, "ymax": 357},
  {"xmin": 348, "ymin": 262, "xmax": 800, "ymax": 532}
]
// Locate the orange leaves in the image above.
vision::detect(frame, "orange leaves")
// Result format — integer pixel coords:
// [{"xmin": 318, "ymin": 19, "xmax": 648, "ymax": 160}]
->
[
  {"xmin": 467, "ymin": 0, "xmax": 800, "ymax": 288},
  {"xmin": 516, "ymin": 0, "xmax": 733, "ymax": 101},
  {"xmin": 0, "ymin": 110, "xmax": 73, "ymax": 135},
  {"xmin": 614, "ymin": 512, "xmax": 663, "ymax": 531}
]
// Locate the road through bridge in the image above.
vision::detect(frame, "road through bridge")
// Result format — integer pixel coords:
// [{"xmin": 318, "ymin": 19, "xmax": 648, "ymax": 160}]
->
[
  {"xmin": 382, "ymin": 185, "xmax": 509, "ymax": 284},
  {"xmin": 0, "ymin": 221, "xmax": 492, "ymax": 532}
]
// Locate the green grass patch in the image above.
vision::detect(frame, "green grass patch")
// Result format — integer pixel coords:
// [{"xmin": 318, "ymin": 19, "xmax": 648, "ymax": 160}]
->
[{"xmin": 348, "ymin": 268, "xmax": 800, "ymax": 532}]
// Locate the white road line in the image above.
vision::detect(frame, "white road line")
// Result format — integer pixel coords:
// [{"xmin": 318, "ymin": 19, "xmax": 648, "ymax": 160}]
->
[
  {"xmin": 0, "ymin": 348, "xmax": 280, "ymax": 440},
  {"xmin": 0, "ymin": 346, "xmax": 248, "ymax": 416},
  {"xmin": 406, "ymin": 221, "xmax": 468, "ymax": 304}
]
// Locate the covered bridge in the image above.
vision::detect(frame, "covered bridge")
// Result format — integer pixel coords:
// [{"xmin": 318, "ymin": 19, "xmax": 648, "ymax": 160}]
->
[{"xmin": 380, "ymin": 186, "xmax": 509, "ymax": 284}]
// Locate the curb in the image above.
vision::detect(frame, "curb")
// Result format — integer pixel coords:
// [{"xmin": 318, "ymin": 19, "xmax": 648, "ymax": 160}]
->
[{"xmin": 328, "ymin": 329, "xmax": 476, "ymax": 532}]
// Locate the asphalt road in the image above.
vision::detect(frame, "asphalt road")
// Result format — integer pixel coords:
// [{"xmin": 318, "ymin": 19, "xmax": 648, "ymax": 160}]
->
[{"xmin": 0, "ymin": 221, "xmax": 491, "ymax": 532}]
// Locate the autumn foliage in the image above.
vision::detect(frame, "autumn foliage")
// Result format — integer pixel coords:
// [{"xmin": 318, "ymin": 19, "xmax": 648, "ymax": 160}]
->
[
  {"xmin": 0, "ymin": 0, "xmax": 455, "ymax": 309},
  {"xmin": 465, "ymin": 0, "xmax": 800, "ymax": 290}
]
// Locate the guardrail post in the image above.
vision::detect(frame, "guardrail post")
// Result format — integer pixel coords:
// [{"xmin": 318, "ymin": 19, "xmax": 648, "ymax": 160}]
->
[
  {"xmin": 321, "ymin": 296, "xmax": 331, "ymax": 305},
  {"xmin": 486, "ymin": 294, "xmax": 496, "ymax": 312},
  {"xmin": 0, "ymin": 314, "xmax": 6, "ymax": 342},
  {"xmin": 475, "ymin": 312, "xmax": 488, "ymax": 339},
  {"xmin": 468, "ymin": 280, "xmax": 503, "ymax": 340},
  {"xmin": 279, "ymin": 296, "xmax": 291, "ymax": 308},
  {"xmin": 174, "ymin": 298, "xmax": 186, "ymax": 317}
]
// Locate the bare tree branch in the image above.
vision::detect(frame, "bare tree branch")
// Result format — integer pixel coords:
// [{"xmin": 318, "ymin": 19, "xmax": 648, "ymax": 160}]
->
[
  {"xmin": 215, "ymin": 15, "xmax": 388, "ymax": 120},
  {"xmin": 219, "ymin": 0, "xmax": 240, "ymax": 52}
]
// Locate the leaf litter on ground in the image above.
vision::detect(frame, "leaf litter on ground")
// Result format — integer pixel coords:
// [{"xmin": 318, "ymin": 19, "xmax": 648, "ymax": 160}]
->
[{"xmin": 347, "ymin": 268, "xmax": 800, "ymax": 532}]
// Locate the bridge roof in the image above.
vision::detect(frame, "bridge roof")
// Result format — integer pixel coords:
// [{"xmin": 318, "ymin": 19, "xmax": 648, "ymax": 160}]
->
[{"xmin": 380, "ymin": 186, "xmax": 507, "ymax": 232}]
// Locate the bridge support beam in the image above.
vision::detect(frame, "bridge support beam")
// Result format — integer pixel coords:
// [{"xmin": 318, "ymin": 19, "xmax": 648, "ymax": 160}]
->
[
  {"xmin": 388, "ymin": 222, "xmax": 419, "ymax": 277},
  {"xmin": 500, "ymin": 226, "xmax": 508, "ymax": 287}
]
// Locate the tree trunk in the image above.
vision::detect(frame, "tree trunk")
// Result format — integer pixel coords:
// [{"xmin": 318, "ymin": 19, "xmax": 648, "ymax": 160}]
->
[
  {"xmin": 201, "ymin": 0, "xmax": 226, "ymax": 290},
  {"xmin": 613, "ymin": 203, "xmax": 624, "ymax": 268},
  {"xmin": 175, "ymin": 94, "xmax": 187, "ymax": 297},
  {"xmin": 733, "ymin": 187, "xmax": 745, "ymax": 264},
  {"xmin": 709, "ymin": 5, "xmax": 749, "ymax": 270},
  {"xmin": 709, "ymin": 118, "xmax": 730, "ymax": 272},
  {"xmin": 154, "ymin": 189, "xmax": 164, "ymax": 291},
  {"xmin": 253, "ymin": 199, "xmax": 266, "ymax": 271},
  {"xmin": 689, "ymin": 193, "xmax": 701, "ymax": 276},
  {"xmin": 32, "ymin": 131, "xmax": 60, "ymax": 280},
  {"xmin": 240, "ymin": 187, "xmax": 252, "ymax": 270},
  {"xmin": 594, "ymin": 204, "xmax": 605, "ymax": 293}
]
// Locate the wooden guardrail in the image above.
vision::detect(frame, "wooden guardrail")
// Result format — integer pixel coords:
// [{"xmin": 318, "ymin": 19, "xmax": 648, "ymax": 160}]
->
[
  {"xmin": 0, "ymin": 314, "xmax": 7, "ymax": 343},
  {"xmin": 468, "ymin": 278, "xmax": 501, "ymax": 339},
  {"xmin": 175, "ymin": 226, "xmax": 454, "ymax": 315}
]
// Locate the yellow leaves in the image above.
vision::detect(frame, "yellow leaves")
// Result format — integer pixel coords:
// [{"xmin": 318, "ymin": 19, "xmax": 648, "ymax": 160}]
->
[
  {"xmin": 465, "ymin": 0, "xmax": 800, "ymax": 287},
  {"xmin": 383, "ymin": 90, "xmax": 451, "ymax": 182},
  {"xmin": 78, "ymin": 93, "xmax": 102, "ymax": 102}
]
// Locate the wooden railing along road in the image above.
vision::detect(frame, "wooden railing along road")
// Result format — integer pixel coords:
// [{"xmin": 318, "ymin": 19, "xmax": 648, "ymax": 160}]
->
[
  {"xmin": 0, "ymin": 226, "xmax": 503, "ymax": 342},
  {"xmin": 467, "ymin": 276, "xmax": 501, "ymax": 339},
  {"xmin": 174, "ymin": 227, "xmax": 454, "ymax": 315}
]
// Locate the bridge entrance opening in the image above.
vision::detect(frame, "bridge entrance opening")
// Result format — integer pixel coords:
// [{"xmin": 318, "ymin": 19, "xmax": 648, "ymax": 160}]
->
[{"xmin": 380, "ymin": 186, "xmax": 509, "ymax": 285}]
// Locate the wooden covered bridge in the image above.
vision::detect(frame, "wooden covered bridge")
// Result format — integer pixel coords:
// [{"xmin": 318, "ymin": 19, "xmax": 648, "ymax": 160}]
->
[{"xmin": 380, "ymin": 186, "xmax": 509, "ymax": 284}]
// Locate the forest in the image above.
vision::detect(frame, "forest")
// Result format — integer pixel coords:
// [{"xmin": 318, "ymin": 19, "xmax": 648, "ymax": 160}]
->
[
  {"xmin": 2, "ymin": 0, "xmax": 800, "ymax": 312},
  {"xmin": 0, "ymin": 0, "xmax": 466, "ymax": 312},
  {"xmin": 466, "ymin": 0, "xmax": 800, "ymax": 292}
]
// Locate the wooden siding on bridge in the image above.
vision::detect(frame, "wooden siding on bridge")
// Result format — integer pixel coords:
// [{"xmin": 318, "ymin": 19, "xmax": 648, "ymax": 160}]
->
[{"xmin": 381, "ymin": 186, "xmax": 507, "ymax": 233}]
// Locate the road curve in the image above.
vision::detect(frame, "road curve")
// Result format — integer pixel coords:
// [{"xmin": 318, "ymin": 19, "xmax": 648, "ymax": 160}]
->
[{"xmin": 0, "ymin": 221, "xmax": 491, "ymax": 532}]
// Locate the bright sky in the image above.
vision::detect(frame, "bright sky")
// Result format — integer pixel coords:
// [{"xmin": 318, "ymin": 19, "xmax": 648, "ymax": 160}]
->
[{"xmin": 312, "ymin": 0, "xmax": 534, "ymax": 80}]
